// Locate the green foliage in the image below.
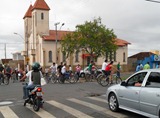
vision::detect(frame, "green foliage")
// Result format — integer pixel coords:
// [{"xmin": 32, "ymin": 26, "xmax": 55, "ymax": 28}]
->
[{"xmin": 61, "ymin": 17, "xmax": 117, "ymax": 59}]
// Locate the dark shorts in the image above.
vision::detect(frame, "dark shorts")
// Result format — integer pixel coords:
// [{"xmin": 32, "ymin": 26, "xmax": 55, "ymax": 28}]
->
[{"xmin": 104, "ymin": 70, "xmax": 111, "ymax": 76}]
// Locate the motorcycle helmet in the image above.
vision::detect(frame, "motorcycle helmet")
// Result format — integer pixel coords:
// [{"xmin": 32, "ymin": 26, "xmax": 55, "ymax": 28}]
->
[{"xmin": 32, "ymin": 62, "xmax": 40, "ymax": 70}]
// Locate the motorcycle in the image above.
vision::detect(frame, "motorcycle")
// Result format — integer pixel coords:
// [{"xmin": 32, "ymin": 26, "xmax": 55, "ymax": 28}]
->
[{"xmin": 24, "ymin": 84, "xmax": 44, "ymax": 112}]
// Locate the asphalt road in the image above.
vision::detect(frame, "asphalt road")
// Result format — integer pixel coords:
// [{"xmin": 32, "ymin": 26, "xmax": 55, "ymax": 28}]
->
[{"xmin": 0, "ymin": 79, "xmax": 147, "ymax": 118}]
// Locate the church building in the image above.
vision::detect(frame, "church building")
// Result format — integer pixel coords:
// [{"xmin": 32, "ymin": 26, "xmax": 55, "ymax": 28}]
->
[{"xmin": 22, "ymin": 0, "xmax": 130, "ymax": 70}]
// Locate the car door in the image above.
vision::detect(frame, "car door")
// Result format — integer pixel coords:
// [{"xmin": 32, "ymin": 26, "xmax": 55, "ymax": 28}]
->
[
  {"xmin": 118, "ymin": 72, "xmax": 147, "ymax": 110},
  {"xmin": 140, "ymin": 72, "xmax": 160, "ymax": 116}
]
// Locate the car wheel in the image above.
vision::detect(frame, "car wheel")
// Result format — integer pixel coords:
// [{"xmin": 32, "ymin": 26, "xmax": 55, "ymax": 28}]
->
[
  {"xmin": 108, "ymin": 93, "xmax": 119, "ymax": 112},
  {"xmin": 80, "ymin": 73, "xmax": 85, "ymax": 78},
  {"xmin": 159, "ymin": 110, "xmax": 160, "ymax": 118}
]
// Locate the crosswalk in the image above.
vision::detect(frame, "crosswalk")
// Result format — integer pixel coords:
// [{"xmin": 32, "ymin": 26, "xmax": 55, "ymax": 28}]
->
[{"xmin": 0, "ymin": 96, "xmax": 132, "ymax": 118}]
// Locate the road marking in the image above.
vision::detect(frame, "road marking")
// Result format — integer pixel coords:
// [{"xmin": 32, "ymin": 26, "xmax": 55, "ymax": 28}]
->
[
  {"xmin": 47, "ymin": 100, "xmax": 93, "ymax": 118},
  {"xmin": 0, "ymin": 106, "xmax": 19, "ymax": 118},
  {"xmin": 26, "ymin": 105, "xmax": 56, "ymax": 118},
  {"xmin": 88, "ymin": 97, "xmax": 108, "ymax": 103},
  {"xmin": 68, "ymin": 98, "xmax": 127, "ymax": 118}
]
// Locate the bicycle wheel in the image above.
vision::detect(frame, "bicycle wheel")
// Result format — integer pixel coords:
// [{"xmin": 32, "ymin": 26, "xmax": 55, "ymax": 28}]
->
[
  {"xmin": 50, "ymin": 74, "xmax": 58, "ymax": 83},
  {"xmin": 4, "ymin": 76, "xmax": 9, "ymax": 85},
  {"xmin": 69, "ymin": 74, "xmax": 78, "ymax": 83},
  {"xmin": 99, "ymin": 74, "xmax": 109, "ymax": 87},
  {"xmin": 85, "ymin": 73, "xmax": 92, "ymax": 82},
  {"xmin": 115, "ymin": 76, "xmax": 122, "ymax": 84}
]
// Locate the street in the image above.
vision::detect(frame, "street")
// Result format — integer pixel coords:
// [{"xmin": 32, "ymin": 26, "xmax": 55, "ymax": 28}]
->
[{"xmin": 0, "ymin": 80, "xmax": 147, "ymax": 118}]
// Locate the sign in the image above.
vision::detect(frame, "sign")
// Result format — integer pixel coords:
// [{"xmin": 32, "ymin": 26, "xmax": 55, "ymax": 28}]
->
[
  {"xmin": 154, "ymin": 55, "xmax": 160, "ymax": 61},
  {"xmin": 26, "ymin": 57, "xmax": 30, "ymax": 62}
]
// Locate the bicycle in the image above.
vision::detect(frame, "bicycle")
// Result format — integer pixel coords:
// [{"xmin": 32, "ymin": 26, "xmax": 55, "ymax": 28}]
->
[
  {"xmin": 85, "ymin": 68, "xmax": 102, "ymax": 82},
  {"xmin": 112, "ymin": 73, "xmax": 122, "ymax": 84},
  {"xmin": 43, "ymin": 72, "xmax": 56, "ymax": 84},
  {"xmin": 57, "ymin": 71, "xmax": 79, "ymax": 84},
  {"xmin": 97, "ymin": 71, "xmax": 122, "ymax": 87}
]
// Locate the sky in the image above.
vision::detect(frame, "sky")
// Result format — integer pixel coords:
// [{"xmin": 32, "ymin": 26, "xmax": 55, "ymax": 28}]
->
[{"xmin": 0, "ymin": 0, "xmax": 160, "ymax": 59}]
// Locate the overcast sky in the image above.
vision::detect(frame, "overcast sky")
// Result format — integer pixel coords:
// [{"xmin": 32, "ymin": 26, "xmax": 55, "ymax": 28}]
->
[{"xmin": 0, "ymin": 0, "xmax": 160, "ymax": 59}]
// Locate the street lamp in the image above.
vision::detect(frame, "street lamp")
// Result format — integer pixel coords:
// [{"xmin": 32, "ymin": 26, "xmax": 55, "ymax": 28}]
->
[
  {"xmin": 14, "ymin": 32, "xmax": 28, "ymax": 71},
  {"xmin": 54, "ymin": 22, "xmax": 65, "ymax": 64}
]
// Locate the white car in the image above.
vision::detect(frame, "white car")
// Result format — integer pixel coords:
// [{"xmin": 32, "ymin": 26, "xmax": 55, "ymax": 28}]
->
[
  {"xmin": 106, "ymin": 69, "xmax": 160, "ymax": 118},
  {"xmin": 80, "ymin": 67, "xmax": 102, "ymax": 78}
]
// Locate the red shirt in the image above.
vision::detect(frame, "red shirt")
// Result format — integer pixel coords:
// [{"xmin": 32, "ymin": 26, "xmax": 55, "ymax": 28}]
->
[{"xmin": 105, "ymin": 64, "xmax": 111, "ymax": 71}]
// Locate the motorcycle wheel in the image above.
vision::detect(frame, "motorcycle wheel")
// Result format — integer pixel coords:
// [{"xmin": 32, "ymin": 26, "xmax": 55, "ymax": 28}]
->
[{"xmin": 33, "ymin": 98, "xmax": 40, "ymax": 112}]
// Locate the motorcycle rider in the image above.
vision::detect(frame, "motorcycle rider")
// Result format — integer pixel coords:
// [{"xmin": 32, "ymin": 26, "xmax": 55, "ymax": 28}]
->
[{"xmin": 20, "ymin": 62, "xmax": 43, "ymax": 100}]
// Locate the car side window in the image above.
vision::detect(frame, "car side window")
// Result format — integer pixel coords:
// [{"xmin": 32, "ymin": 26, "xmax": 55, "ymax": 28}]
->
[
  {"xmin": 146, "ymin": 72, "xmax": 160, "ymax": 88},
  {"xmin": 127, "ymin": 72, "xmax": 147, "ymax": 86}
]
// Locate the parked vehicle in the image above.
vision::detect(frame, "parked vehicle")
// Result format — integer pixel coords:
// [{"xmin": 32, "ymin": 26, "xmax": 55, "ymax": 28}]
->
[
  {"xmin": 24, "ymin": 84, "xmax": 44, "ymax": 112},
  {"xmin": 80, "ymin": 67, "xmax": 102, "ymax": 78},
  {"xmin": 106, "ymin": 69, "xmax": 160, "ymax": 118}
]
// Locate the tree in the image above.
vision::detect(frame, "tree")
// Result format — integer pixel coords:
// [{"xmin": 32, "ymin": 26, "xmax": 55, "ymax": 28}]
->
[{"xmin": 61, "ymin": 17, "xmax": 117, "ymax": 60}]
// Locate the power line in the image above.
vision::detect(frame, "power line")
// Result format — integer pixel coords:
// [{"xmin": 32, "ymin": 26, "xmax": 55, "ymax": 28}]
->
[{"xmin": 146, "ymin": 0, "xmax": 160, "ymax": 3}]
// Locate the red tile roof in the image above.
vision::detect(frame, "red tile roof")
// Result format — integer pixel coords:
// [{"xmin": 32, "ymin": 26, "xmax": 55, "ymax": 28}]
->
[
  {"xmin": 115, "ymin": 38, "xmax": 131, "ymax": 46},
  {"xmin": 42, "ymin": 31, "xmax": 130, "ymax": 47},
  {"xmin": 32, "ymin": 0, "xmax": 50, "ymax": 11},
  {"xmin": 42, "ymin": 30, "xmax": 72, "ymax": 41},
  {"xmin": 23, "ymin": 5, "xmax": 33, "ymax": 19}
]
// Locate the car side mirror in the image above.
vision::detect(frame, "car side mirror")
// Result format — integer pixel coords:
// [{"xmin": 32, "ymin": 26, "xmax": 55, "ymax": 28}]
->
[{"xmin": 121, "ymin": 81, "xmax": 127, "ymax": 86}]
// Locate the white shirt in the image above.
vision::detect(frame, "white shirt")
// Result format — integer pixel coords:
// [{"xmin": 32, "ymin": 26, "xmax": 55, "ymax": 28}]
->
[
  {"xmin": 50, "ymin": 65, "xmax": 56, "ymax": 73},
  {"xmin": 102, "ymin": 62, "xmax": 108, "ymax": 70},
  {"xmin": 61, "ymin": 66, "xmax": 66, "ymax": 74},
  {"xmin": 26, "ymin": 70, "xmax": 43, "ymax": 85}
]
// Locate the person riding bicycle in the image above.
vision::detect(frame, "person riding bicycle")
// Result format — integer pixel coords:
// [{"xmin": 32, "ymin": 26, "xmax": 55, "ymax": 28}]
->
[
  {"xmin": 105, "ymin": 61, "xmax": 119, "ymax": 84},
  {"xmin": 20, "ymin": 62, "xmax": 43, "ymax": 100},
  {"xmin": 88, "ymin": 61, "xmax": 94, "ymax": 74},
  {"xmin": 61, "ymin": 63, "xmax": 67, "ymax": 83},
  {"xmin": 102, "ymin": 59, "xmax": 108, "ymax": 74},
  {"xmin": 5, "ymin": 65, "xmax": 12, "ymax": 79},
  {"xmin": 50, "ymin": 62, "xmax": 56, "ymax": 75}
]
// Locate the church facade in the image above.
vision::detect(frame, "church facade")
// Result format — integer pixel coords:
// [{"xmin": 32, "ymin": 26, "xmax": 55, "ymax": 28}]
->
[{"xmin": 22, "ymin": 0, "xmax": 130, "ymax": 69}]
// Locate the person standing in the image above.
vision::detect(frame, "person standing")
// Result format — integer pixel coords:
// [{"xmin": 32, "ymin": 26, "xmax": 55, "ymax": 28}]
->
[
  {"xmin": 0, "ymin": 64, "xmax": 4, "ymax": 84},
  {"xmin": 136, "ymin": 64, "xmax": 140, "ymax": 72},
  {"xmin": 117, "ymin": 62, "xmax": 121, "ymax": 78},
  {"xmin": 143, "ymin": 62, "xmax": 150, "ymax": 70}
]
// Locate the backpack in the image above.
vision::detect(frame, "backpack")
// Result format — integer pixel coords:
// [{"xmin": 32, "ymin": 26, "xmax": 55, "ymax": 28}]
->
[{"xmin": 31, "ymin": 71, "xmax": 41, "ymax": 85}]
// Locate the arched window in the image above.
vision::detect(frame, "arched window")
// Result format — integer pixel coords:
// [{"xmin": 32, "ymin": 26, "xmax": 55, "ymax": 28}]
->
[
  {"xmin": 49, "ymin": 51, "xmax": 52, "ymax": 62},
  {"xmin": 41, "ymin": 13, "xmax": 44, "ymax": 20},
  {"xmin": 75, "ymin": 51, "xmax": 79, "ymax": 62}
]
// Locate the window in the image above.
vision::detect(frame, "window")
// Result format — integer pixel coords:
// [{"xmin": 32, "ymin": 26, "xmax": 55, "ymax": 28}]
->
[
  {"xmin": 41, "ymin": 13, "xmax": 44, "ymax": 20},
  {"xmin": 127, "ymin": 72, "xmax": 147, "ymax": 86},
  {"xmin": 146, "ymin": 72, "xmax": 160, "ymax": 88},
  {"xmin": 123, "ymin": 52, "xmax": 126, "ymax": 62},
  {"xmin": 62, "ymin": 52, "xmax": 66, "ymax": 62},
  {"xmin": 49, "ymin": 51, "xmax": 52, "ymax": 62},
  {"xmin": 75, "ymin": 51, "xmax": 79, "ymax": 62}
]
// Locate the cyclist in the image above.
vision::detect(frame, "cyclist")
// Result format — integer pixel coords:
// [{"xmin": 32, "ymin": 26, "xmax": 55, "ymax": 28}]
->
[
  {"xmin": 75, "ymin": 64, "xmax": 81, "ymax": 80},
  {"xmin": 102, "ymin": 59, "xmax": 108, "ymax": 74},
  {"xmin": 88, "ymin": 61, "xmax": 94, "ymax": 74},
  {"xmin": 105, "ymin": 61, "xmax": 119, "ymax": 84},
  {"xmin": 50, "ymin": 62, "xmax": 56, "ymax": 75},
  {"xmin": 5, "ymin": 65, "xmax": 12, "ymax": 80}
]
